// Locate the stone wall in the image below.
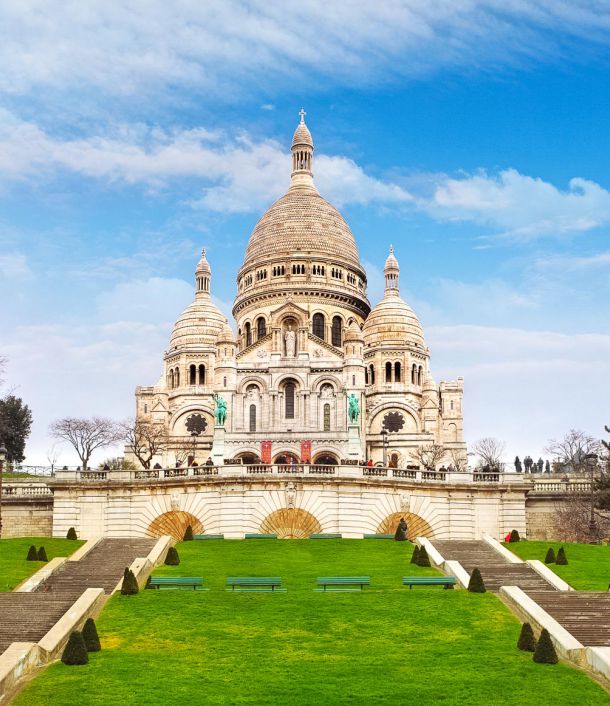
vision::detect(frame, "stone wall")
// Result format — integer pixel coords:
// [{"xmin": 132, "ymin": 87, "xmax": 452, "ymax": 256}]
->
[{"xmin": 1, "ymin": 497, "xmax": 53, "ymax": 537}]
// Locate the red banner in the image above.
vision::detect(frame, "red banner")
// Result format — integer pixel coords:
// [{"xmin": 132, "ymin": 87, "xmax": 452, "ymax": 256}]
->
[
  {"xmin": 261, "ymin": 441, "xmax": 272, "ymax": 464},
  {"xmin": 300, "ymin": 440, "xmax": 312, "ymax": 463}
]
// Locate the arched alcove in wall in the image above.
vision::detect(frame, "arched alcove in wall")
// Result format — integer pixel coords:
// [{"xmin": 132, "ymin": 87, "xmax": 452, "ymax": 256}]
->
[
  {"xmin": 147, "ymin": 511, "xmax": 203, "ymax": 541},
  {"xmin": 377, "ymin": 512, "xmax": 433, "ymax": 540},
  {"xmin": 260, "ymin": 508, "xmax": 322, "ymax": 538}
]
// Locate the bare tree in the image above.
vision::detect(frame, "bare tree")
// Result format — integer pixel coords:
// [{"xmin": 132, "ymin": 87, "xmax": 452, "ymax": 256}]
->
[
  {"xmin": 410, "ymin": 443, "xmax": 445, "ymax": 471},
  {"xmin": 0, "ymin": 355, "xmax": 6, "ymax": 386},
  {"xmin": 45, "ymin": 444, "xmax": 61, "ymax": 475},
  {"xmin": 121, "ymin": 419, "xmax": 168, "ymax": 469},
  {"xmin": 174, "ymin": 436, "xmax": 198, "ymax": 467},
  {"xmin": 554, "ymin": 495, "xmax": 610, "ymax": 543},
  {"xmin": 448, "ymin": 448, "xmax": 468, "ymax": 472},
  {"xmin": 544, "ymin": 429, "xmax": 601, "ymax": 474},
  {"xmin": 472, "ymin": 437, "xmax": 505, "ymax": 471},
  {"xmin": 49, "ymin": 417, "xmax": 122, "ymax": 470}
]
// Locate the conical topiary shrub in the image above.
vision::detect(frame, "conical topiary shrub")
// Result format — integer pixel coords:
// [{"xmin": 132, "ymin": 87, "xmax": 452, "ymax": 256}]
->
[
  {"xmin": 66, "ymin": 527, "xmax": 78, "ymax": 540},
  {"xmin": 509, "ymin": 529, "xmax": 520, "ymax": 543},
  {"xmin": 517, "ymin": 622, "xmax": 536, "ymax": 652},
  {"xmin": 82, "ymin": 618, "xmax": 101, "ymax": 652},
  {"xmin": 468, "ymin": 568, "xmax": 486, "ymax": 593},
  {"xmin": 410, "ymin": 545, "xmax": 420, "ymax": 564},
  {"xmin": 121, "ymin": 568, "xmax": 139, "ymax": 595},
  {"xmin": 165, "ymin": 547, "xmax": 180, "ymax": 566},
  {"xmin": 556, "ymin": 547, "xmax": 568, "ymax": 565},
  {"xmin": 37, "ymin": 546, "xmax": 48, "ymax": 562},
  {"xmin": 183, "ymin": 524, "xmax": 194, "ymax": 541},
  {"xmin": 544, "ymin": 548, "xmax": 556, "ymax": 564},
  {"xmin": 533, "ymin": 628, "xmax": 558, "ymax": 664},
  {"xmin": 417, "ymin": 546, "xmax": 431, "ymax": 567},
  {"xmin": 26, "ymin": 545, "xmax": 38, "ymax": 561},
  {"xmin": 61, "ymin": 631, "xmax": 88, "ymax": 665}
]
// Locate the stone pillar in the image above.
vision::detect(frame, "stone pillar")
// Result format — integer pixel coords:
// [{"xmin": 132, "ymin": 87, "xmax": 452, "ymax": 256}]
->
[
  {"xmin": 347, "ymin": 424, "xmax": 362, "ymax": 461},
  {"xmin": 211, "ymin": 425, "xmax": 226, "ymax": 465}
]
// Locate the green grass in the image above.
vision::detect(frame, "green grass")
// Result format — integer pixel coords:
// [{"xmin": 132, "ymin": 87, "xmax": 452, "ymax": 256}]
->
[
  {"xmin": 0, "ymin": 537, "xmax": 84, "ymax": 591},
  {"xmin": 504, "ymin": 540, "xmax": 610, "ymax": 591},
  {"xmin": 14, "ymin": 540, "xmax": 609, "ymax": 705}
]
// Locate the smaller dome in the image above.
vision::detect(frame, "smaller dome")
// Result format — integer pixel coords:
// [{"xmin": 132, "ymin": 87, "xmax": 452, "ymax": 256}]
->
[
  {"xmin": 169, "ymin": 299, "xmax": 226, "ymax": 350},
  {"xmin": 196, "ymin": 248, "xmax": 211, "ymax": 274},
  {"xmin": 423, "ymin": 374, "xmax": 437, "ymax": 392},
  {"xmin": 363, "ymin": 297, "xmax": 425, "ymax": 349},
  {"xmin": 344, "ymin": 320, "xmax": 363, "ymax": 342},
  {"xmin": 217, "ymin": 320, "xmax": 236, "ymax": 344}
]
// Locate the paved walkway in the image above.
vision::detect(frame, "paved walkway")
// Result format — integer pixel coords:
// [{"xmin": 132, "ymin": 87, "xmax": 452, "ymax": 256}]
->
[{"xmin": 0, "ymin": 538, "xmax": 156, "ymax": 654}]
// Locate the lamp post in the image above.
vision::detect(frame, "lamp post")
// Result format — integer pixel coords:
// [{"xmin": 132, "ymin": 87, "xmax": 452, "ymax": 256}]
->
[
  {"xmin": 381, "ymin": 429, "xmax": 388, "ymax": 467},
  {"xmin": 585, "ymin": 452, "xmax": 599, "ymax": 543},
  {"xmin": 0, "ymin": 441, "xmax": 7, "ymax": 539}
]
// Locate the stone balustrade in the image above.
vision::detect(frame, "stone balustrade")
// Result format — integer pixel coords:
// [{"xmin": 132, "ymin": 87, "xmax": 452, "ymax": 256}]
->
[{"xmin": 1, "ymin": 484, "xmax": 53, "ymax": 497}]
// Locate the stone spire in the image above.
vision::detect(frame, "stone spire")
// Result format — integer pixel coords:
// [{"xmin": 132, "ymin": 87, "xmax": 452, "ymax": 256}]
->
[
  {"xmin": 291, "ymin": 108, "xmax": 314, "ymax": 184},
  {"xmin": 195, "ymin": 247, "xmax": 211, "ymax": 297},
  {"xmin": 384, "ymin": 245, "xmax": 400, "ymax": 295}
]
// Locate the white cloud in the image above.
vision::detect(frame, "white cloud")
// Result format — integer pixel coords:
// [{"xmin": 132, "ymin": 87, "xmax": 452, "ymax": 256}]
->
[
  {"xmin": 0, "ymin": 253, "xmax": 32, "ymax": 279},
  {"xmin": 427, "ymin": 169, "xmax": 610, "ymax": 239},
  {"xmin": 1, "ymin": 2, "xmax": 609, "ymax": 98},
  {"xmin": 428, "ymin": 324, "xmax": 610, "ymax": 462},
  {"xmin": 0, "ymin": 111, "xmax": 412, "ymax": 212},
  {"xmin": 534, "ymin": 250, "xmax": 610, "ymax": 271}
]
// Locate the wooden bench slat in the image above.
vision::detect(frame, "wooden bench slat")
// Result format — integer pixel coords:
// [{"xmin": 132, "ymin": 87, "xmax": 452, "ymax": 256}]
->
[
  {"xmin": 149, "ymin": 576, "xmax": 204, "ymax": 591},
  {"xmin": 363, "ymin": 534, "xmax": 394, "ymax": 539},
  {"xmin": 244, "ymin": 534, "xmax": 277, "ymax": 539},
  {"xmin": 309, "ymin": 533, "xmax": 342, "ymax": 539},
  {"xmin": 193, "ymin": 534, "xmax": 224, "ymax": 540},
  {"xmin": 316, "ymin": 576, "xmax": 370, "ymax": 591},
  {"xmin": 226, "ymin": 576, "xmax": 283, "ymax": 591},
  {"xmin": 402, "ymin": 576, "xmax": 456, "ymax": 590}
]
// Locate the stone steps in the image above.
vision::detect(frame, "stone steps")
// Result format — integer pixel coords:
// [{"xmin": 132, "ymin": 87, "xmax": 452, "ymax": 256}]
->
[
  {"xmin": 526, "ymin": 592, "xmax": 610, "ymax": 646},
  {"xmin": 0, "ymin": 538, "xmax": 156, "ymax": 656}
]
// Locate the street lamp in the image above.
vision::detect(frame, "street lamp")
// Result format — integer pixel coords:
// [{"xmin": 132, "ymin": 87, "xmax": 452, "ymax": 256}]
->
[
  {"xmin": 381, "ymin": 429, "xmax": 388, "ymax": 467},
  {"xmin": 0, "ymin": 441, "xmax": 7, "ymax": 539},
  {"xmin": 585, "ymin": 452, "xmax": 599, "ymax": 543}
]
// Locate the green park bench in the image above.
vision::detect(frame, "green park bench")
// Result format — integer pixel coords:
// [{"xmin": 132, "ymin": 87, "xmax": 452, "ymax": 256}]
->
[
  {"xmin": 149, "ymin": 576, "xmax": 205, "ymax": 591},
  {"xmin": 244, "ymin": 533, "xmax": 278, "ymax": 539},
  {"xmin": 363, "ymin": 534, "xmax": 394, "ymax": 539},
  {"xmin": 226, "ymin": 577, "xmax": 284, "ymax": 592},
  {"xmin": 402, "ymin": 576, "xmax": 456, "ymax": 590},
  {"xmin": 309, "ymin": 533, "xmax": 342, "ymax": 539},
  {"xmin": 316, "ymin": 576, "xmax": 370, "ymax": 591},
  {"xmin": 194, "ymin": 534, "xmax": 224, "ymax": 540}
]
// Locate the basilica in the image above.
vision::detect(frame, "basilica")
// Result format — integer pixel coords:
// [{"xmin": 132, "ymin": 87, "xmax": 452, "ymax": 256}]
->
[{"xmin": 131, "ymin": 114, "xmax": 466, "ymax": 469}]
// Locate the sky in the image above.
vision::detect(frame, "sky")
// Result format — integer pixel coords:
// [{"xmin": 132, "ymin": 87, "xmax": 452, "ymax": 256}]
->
[{"xmin": 0, "ymin": 1, "xmax": 609, "ymax": 467}]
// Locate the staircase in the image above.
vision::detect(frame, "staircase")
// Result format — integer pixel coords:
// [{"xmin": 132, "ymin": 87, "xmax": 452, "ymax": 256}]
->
[
  {"xmin": 526, "ymin": 591, "xmax": 610, "ymax": 647},
  {"xmin": 430, "ymin": 540, "xmax": 556, "ymax": 592},
  {"xmin": 0, "ymin": 538, "xmax": 156, "ymax": 655}
]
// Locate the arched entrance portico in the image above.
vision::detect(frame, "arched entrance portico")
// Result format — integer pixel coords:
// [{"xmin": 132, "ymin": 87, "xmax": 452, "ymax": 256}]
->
[
  {"xmin": 377, "ymin": 512, "xmax": 433, "ymax": 541},
  {"xmin": 313, "ymin": 453, "xmax": 338, "ymax": 465},
  {"xmin": 273, "ymin": 451, "xmax": 300, "ymax": 464},
  {"xmin": 260, "ymin": 508, "xmax": 322, "ymax": 538},
  {"xmin": 147, "ymin": 511, "xmax": 203, "ymax": 541},
  {"xmin": 235, "ymin": 452, "xmax": 261, "ymax": 464}
]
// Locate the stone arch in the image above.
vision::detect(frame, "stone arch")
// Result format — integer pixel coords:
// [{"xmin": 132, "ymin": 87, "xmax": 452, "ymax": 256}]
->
[
  {"xmin": 260, "ymin": 508, "xmax": 322, "ymax": 538},
  {"xmin": 370, "ymin": 404, "xmax": 420, "ymax": 434},
  {"xmin": 312, "ymin": 375, "xmax": 341, "ymax": 394},
  {"xmin": 170, "ymin": 407, "xmax": 214, "ymax": 435},
  {"xmin": 147, "ymin": 511, "xmax": 203, "ymax": 541},
  {"xmin": 313, "ymin": 451, "xmax": 339, "ymax": 465},
  {"xmin": 377, "ymin": 512, "xmax": 433, "ymax": 540},
  {"xmin": 236, "ymin": 375, "xmax": 268, "ymax": 394}
]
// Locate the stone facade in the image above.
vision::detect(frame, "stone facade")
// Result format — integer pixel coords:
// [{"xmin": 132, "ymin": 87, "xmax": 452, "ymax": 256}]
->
[
  {"xmin": 129, "ymin": 114, "xmax": 466, "ymax": 469},
  {"xmin": 1, "ymin": 496, "xmax": 53, "ymax": 537}
]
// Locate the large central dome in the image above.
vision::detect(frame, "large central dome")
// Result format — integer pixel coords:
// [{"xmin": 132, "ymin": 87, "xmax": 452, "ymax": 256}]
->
[{"xmin": 240, "ymin": 115, "xmax": 363, "ymax": 273}]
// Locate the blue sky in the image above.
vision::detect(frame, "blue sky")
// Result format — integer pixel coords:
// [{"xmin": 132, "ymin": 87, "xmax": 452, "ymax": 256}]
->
[{"xmin": 1, "ymin": 1, "xmax": 609, "ymax": 466}]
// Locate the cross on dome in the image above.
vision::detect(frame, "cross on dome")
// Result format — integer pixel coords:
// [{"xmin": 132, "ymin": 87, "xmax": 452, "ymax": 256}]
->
[{"xmin": 299, "ymin": 108, "xmax": 306, "ymax": 123}]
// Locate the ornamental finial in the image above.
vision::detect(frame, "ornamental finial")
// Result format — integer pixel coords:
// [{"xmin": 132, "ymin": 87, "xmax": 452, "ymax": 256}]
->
[{"xmin": 299, "ymin": 107, "xmax": 306, "ymax": 124}]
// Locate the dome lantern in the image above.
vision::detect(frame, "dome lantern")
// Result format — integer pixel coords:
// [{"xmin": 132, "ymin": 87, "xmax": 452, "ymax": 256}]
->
[
  {"xmin": 384, "ymin": 245, "xmax": 400, "ymax": 295},
  {"xmin": 291, "ymin": 108, "xmax": 314, "ymax": 182},
  {"xmin": 195, "ymin": 248, "xmax": 211, "ymax": 297}
]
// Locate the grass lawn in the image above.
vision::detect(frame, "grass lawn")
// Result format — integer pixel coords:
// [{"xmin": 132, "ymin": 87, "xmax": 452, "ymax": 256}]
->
[
  {"xmin": 503, "ymin": 541, "xmax": 610, "ymax": 591},
  {"xmin": 14, "ymin": 540, "xmax": 609, "ymax": 706},
  {"xmin": 0, "ymin": 537, "xmax": 84, "ymax": 591}
]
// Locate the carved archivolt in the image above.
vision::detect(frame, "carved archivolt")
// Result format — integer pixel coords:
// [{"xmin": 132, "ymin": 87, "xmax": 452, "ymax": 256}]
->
[{"xmin": 260, "ymin": 508, "xmax": 322, "ymax": 538}]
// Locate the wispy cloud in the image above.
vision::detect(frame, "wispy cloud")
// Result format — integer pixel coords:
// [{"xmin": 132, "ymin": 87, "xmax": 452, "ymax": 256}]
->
[{"xmin": 2, "ymin": 2, "xmax": 610, "ymax": 100}]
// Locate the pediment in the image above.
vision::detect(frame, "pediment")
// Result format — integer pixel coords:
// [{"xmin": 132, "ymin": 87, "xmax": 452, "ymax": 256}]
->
[{"xmin": 269, "ymin": 299, "xmax": 309, "ymax": 325}]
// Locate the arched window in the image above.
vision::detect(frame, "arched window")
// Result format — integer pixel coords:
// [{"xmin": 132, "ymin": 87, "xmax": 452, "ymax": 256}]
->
[
  {"xmin": 411, "ymin": 363, "xmax": 417, "ymax": 384},
  {"xmin": 223, "ymin": 376, "xmax": 227, "ymax": 387},
  {"xmin": 323, "ymin": 403, "xmax": 331, "ymax": 431},
  {"xmin": 418, "ymin": 366, "xmax": 423, "ymax": 385},
  {"xmin": 365, "ymin": 367, "xmax": 369, "ymax": 385},
  {"xmin": 385, "ymin": 361, "xmax": 392, "ymax": 382},
  {"xmin": 369, "ymin": 364, "xmax": 375, "ymax": 384},
  {"xmin": 394, "ymin": 362, "xmax": 401, "ymax": 382},
  {"xmin": 198, "ymin": 364, "xmax": 206, "ymax": 385},
  {"xmin": 249, "ymin": 404, "xmax": 256, "ymax": 432},
  {"xmin": 169, "ymin": 369, "xmax": 174, "ymax": 389},
  {"xmin": 285, "ymin": 382, "xmax": 295, "ymax": 419},
  {"xmin": 175, "ymin": 367, "xmax": 180, "ymax": 387},
  {"xmin": 245, "ymin": 322, "xmax": 252, "ymax": 347},
  {"xmin": 256, "ymin": 317, "xmax": 266, "ymax": 339},
  {"xmin": 331, "ymin": 316, "xmax": 342, "ymax": 347},
  {"xmin": 189, "ymin": 364, "xmax": 196, "ymax": 385},
  {"xmin": 312, "ymin": 313, "xmax": 325, "ymax": 340}
]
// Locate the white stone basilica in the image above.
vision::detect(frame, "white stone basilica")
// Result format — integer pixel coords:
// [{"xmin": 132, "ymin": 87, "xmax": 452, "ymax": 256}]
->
[{"xmin": 131, "ymin": 114, "xmax": 466, "ymax": 469}]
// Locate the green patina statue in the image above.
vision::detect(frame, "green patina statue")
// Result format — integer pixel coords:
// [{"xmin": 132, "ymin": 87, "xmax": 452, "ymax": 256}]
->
[
  {"xmin": 213, "ymin": 394, "xmax": 227, "ymax": 426},
  {"xmin": 347, "ymin": 393, "xmax": 360, "ymax": 423}
]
